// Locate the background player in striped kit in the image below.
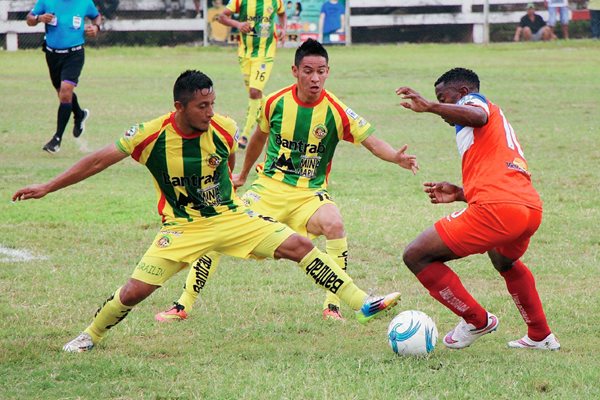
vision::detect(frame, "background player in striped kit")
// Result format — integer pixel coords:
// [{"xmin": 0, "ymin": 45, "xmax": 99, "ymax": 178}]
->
[
  {"xmin": 156, "ymin": 39, "xmax": 418, "ymax": 323},
  {"xmin": 218, "ymin": 0, "xmax": 287, "ymax": 149},
  {"xmin": 12, "ymin": 70, "xmax": 401, "ymax": 352}
]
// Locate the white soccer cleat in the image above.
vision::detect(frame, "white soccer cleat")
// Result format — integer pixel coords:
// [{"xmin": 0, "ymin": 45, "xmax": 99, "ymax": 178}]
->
[
  {"xmin": 63, "ymin": 332, "xmax": 95, "ymax": 353},
  {"xmin": 508, "ymin": 333, "xmax": 560, "ymax": 351},
  {"xmin": 443, "ymin": 312, "xmax": 499, "ymax": 349}
]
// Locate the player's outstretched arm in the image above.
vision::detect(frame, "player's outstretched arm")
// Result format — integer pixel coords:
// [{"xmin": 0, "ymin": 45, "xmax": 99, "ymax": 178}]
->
[
  {"xmin": 12, "ymin": 144, "xmax": 128, "ymax": 202},
  {"xmin": 361, "ymin": 135, "xmax": 419, "ymax": 175},
  {"xmin": 396, "ymin": 86, "xmax": 487, "ymax": 127},
  {"xmin": 423, "ymin": 181, "xmax": 466, "ymax": 204},
  {"xmin": 232, "ymin": 127, "xmax": 269, "ymax": 188}
]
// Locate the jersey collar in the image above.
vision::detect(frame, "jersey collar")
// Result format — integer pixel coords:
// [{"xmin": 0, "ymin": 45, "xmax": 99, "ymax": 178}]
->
[
  {"xmin": 292, "ymin": 84, "xmax": 326, "ymax": 108},
  {"xmin": 170, "ymin": 112, "xmax": 205, "ymax": 139}
]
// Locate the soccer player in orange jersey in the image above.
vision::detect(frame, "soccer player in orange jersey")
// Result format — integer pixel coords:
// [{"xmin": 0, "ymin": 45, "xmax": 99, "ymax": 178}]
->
[{"xmin": 396, "ymin": 68, "xmax": 560, "ymax": 351}]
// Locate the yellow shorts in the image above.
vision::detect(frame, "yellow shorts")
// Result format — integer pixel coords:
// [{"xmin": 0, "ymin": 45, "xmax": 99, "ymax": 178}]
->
[
  {"xmin": 238, "ymin": 56, "xmax": 274, "ymax": 91},
  {"xmin": 241, "ymin": 175, "xmax": 336, "ymax": 239},
  {"xmin": 131, "ymin": 208, "xmax": 294, "ymax": 286}
]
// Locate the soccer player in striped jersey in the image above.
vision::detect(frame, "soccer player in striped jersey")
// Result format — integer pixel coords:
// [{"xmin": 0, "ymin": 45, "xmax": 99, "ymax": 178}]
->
[
  {"xmin": 13, "ymin": 70, "xmax": 402, "ymax": 353},
  {"xmin": 218, "ymin": 0, "xmax": 286, "ymax": 149},
  {"xmin": 397, "ymin": 67, "xmax": 560, "ymax": 351},
  {"xmin": 156, "ymin": 39, "xmax": 418, "ymax": 323}
]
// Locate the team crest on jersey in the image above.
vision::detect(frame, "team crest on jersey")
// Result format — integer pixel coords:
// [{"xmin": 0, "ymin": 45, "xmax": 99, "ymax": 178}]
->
[
  {"xmin": 124, "ymin": 124, "xmax": 139, "ymax": 139},
  {"xmin": 156, "ymin": 235, "xmax": 172, "ymax": 248},
  {"xmin": 345, "ymin": 108, "xmax": 358, "ymax": 120},
  {"xmin": 207, "ymin": 154, "xmax": 221, "ymax": 168},
  {"xmin": 313, "ymin": 124, "xmax": 328, "ymax": 140},
  {"xmin": 267, "ymin": 6, "xmax": 274, "ymax": 14}
]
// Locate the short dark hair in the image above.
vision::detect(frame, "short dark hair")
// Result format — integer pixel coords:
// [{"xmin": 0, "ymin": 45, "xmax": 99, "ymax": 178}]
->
[
  {"xmin": 434, "ymin": 68, "xmax": 480, "ymax": 91},
  {"xmin": 173, "ymin": 70, "xmax": 213, "ymax": 105},
  {"xmin": 294, "ymin": 38, "xmax": 328, "ymax": 67}
]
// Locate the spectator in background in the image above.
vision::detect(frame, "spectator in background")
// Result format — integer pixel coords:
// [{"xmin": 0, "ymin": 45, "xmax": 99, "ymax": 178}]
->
[
  {"xmin": 193, "ymin": 0, "xmax": 202, "ymax": 18},
  {"xmin": 294, "ymin": 1, "xmax": 302, "ymax": 18},
  {"xmin": 27, "ymin": 0, "xmax": 101, "ymax": 153},
  {"xmin": 95, "ymin": 0, "xmax": 119, "ymax": 20},
  {"xmin": 547, "ymin": 0, "xmax": 570, "ymax": 39},
  {"xmin": 319, "ymin": 0, "xmax": 344, "ymax": 44},
  {"xmin": 588, "ymin": 0, "xmax": 600, "ymax": 38},
  {"xmin": 514, "ymin": 3, "xmax": 553, "ymax": 41},
  {"xmin": 286, "ymin": 1, "xmax": 295, "ymax": 19},
  {"xmin": 207, "ymin": 0, "xmax": 229, "ymax": 44}
]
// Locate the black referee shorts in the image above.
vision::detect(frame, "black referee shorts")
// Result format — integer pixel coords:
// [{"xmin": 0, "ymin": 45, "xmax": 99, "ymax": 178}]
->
[{"xmin": 45, "ymin": 47, "xmax": 86, "ymax": 90}]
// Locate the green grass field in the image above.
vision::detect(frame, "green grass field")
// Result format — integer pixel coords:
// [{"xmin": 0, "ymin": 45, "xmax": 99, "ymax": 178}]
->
[{"xmin": 1, "ymin": 41, "xmax": 599, "ymax": 399}]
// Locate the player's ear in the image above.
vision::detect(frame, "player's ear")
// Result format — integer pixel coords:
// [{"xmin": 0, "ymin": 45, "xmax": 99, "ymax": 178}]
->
[
  {"xmin": 292, "ymin": 65, "xmax": 298, "ymax": 78},
  {"xmin": 174, "ymin": 100, "xmax": 184, "ymax": 112}
]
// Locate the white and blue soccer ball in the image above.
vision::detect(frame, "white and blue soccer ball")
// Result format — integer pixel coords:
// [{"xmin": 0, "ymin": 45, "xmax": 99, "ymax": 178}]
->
[{"xmin": 387, "ymin": 310, "xmax": 438, "ymax": 356}]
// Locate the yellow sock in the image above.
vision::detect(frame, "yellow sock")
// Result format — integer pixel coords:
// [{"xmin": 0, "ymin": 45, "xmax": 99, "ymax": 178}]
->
[
  {"xmin": 176, "ymin": 252, "xmax": 221, "ymax": 312},
  {"xmin": 299, "ymin": 247, "xmax": 367, "ymax": 311},
  {"xmin": 242, "ymin": 97, "xmax": 261, "ymax": 139},
  {"xmin": 84, "ymin": 287, "xmax": 132, "ymax": 344},
  {"xmin": 322, "ymin": 238, "xmax": 348, "ymax": 310}
]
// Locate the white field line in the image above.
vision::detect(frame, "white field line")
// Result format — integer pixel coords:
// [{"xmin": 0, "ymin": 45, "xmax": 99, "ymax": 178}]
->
[{"xmin": 0, "ymin": 244, "xmax": 48, "ymax": 262}]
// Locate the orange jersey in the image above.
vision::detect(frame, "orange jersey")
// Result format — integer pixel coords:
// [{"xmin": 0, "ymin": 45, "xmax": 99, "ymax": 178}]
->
[{"xmin": 454, "ymin": 93, "xmax": 542, "ymax": 210}]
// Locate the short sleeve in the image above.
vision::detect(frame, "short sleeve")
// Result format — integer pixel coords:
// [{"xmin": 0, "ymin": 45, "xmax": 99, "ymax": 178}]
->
[
  {"xmin": 258, "ymin": 97, "xmax": 270, "ymax": 134},
  {"xmin": 457, "ymin": 93, "xmax": 490, "ymax": 117},
  {"xmin": 116, "ymin": 123, "xmax": 145, "ymax": 156},
  {"xmin": 87, "ymin": 0, "xmax": 100, "ymax": 19},
  {"xmin": 31, "ymin": 0, "xmax": 45, "ymax": 16},
  {"xmin": 226, "ymin": 0, "xmax": 239, "ymax": 14}
]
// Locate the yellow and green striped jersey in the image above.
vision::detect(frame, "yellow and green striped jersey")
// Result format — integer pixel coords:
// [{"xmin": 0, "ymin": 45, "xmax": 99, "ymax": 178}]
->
[
  {"xmin": 226, "ymin": 0, "xmax": 284, "ymax": 58},
  {"xmin": 256, "ymin": 84, "xmax": 375, "ymax": 189},
  {"xmin": 116, "ymin": 112, "xmax": 243, "ymax": 223}
]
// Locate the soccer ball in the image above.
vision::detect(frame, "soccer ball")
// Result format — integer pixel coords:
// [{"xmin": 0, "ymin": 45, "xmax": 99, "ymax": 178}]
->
[{"xmin": 387, "ymin": 310, "xmax": 438, "ymax": 357}]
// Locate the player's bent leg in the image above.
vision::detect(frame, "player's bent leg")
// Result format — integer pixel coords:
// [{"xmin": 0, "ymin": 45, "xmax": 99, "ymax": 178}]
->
[
  {"xmin": 156, "ymin": 252, "xmax": 222, "ymax": 322},
  {"xmin": 272, "ymin": 234, "xmax": 400, "ymax": 324},
  {"xmin": 404, "ymin": 226, "xmax": 494, "ymax": 347},
  {"xmin": 307, "ymin": 203, "xmax": 347, "ymax": 320},
  {"xmin": 239, "ymin": 88, "xmax": 262, "ymax": 149},
  {"xmin": 65, "ymin": 257, "xmax": 185, "ymax": 352},
  {"xmin": 64, "ymin": 281, "xmax": 156, "ymax": 353}
]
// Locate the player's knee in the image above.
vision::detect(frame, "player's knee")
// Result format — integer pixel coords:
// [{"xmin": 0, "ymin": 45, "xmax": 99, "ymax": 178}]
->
[
  {"xmin": 320, "ymin": 218, "xmax": 345, "ymax": 238},
  {"xmin": 249, "ymin": 88, "xmax": 262, "ymax": 99},
  {"xmin": 119, "ymin": 279, "xmax": 158, "ymax": 306},
  {"xmin": 402, "ymin": 241, "xmax": 427, "ymax": 274},
  {"xmin": 274, "ymin": 234, "xmax": 313, "ymax": 262}
]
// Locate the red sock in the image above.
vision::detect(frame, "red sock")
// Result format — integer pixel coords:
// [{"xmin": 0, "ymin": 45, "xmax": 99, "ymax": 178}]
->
[
  {"xmin": 501, "ymin": 260, "xmax": 551, "ymax": 341},
  {"xmin": 416, "ymin": 262, "xmax": 488, "ymax": 328}
]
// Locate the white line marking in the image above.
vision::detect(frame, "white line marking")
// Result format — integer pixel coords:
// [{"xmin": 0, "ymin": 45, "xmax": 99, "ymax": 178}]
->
[{"xmin": 0, "ymin": 244, "xmax": 48, "ymax": 262}]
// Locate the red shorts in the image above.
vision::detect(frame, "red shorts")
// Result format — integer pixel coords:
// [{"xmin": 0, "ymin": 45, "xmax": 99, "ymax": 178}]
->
[{"xmin": 434, "ymin": 203, "xmax": 542, "ymax": 260}]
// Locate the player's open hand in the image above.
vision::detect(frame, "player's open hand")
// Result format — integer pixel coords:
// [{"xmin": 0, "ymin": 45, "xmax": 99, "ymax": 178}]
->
[
  {"xmin": 423, "ymin": 181, "xmax": 464, "ymax": 204},
  {"xmin": 12, "ymin": 184, "xmax": 50, "ymax": 202},
  {"xmin": 396, "ymin": 87, "xmax": 432, "ymax": 113},
  {"xmin": 395, "ymin": 144, "xmax": 419, "ymax": 175}
]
